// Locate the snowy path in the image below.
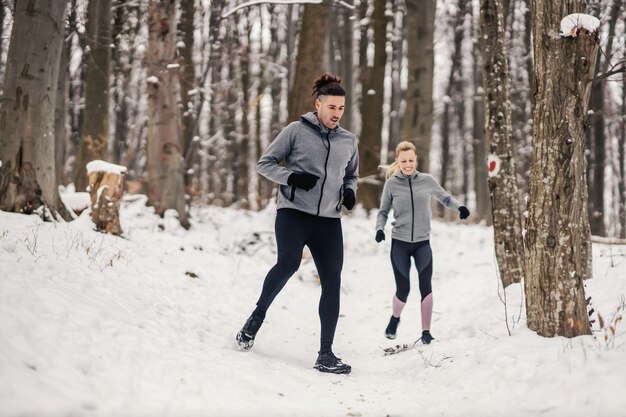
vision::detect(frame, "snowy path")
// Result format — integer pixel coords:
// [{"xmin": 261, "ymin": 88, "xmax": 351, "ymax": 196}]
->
[{"xmin": 1, "ymin": 200, "xmax": 625, "ymax": 417}]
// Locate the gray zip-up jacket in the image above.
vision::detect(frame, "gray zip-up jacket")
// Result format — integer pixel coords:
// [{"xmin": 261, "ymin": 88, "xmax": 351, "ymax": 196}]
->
[
  {"xmin": 257, "ymin": 112, "xmax": 359, "ymax": 218},
  {"xmin": 376, "ymin": 171, "xmax": 462, "ymax": 243}
]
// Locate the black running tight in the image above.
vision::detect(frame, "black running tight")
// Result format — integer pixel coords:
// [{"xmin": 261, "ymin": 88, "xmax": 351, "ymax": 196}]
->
[
  {"xmin": 390, "ymin": 239, "xmax": 433, "ymax": 303},
  {"xmin": 254, "ymin": 209, "xmax": 344, "ymax": 347}
]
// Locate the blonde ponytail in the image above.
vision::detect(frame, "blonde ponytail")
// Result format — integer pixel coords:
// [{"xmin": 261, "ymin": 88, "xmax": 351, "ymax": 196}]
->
[{"xmin": 380, "ymin": 141, "xmax": 418, "ymax": 180}]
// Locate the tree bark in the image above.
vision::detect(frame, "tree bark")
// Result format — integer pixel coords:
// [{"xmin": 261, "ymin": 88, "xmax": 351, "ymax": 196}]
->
[
  {"xmin": 287, "ymin": 1, "xmax": 329, "ymax": 123},
  {"xmin": 0, "ymin": 1, "xmax": 68, "ymax": 218},
  {"xmin": 146, "ymin": 0, "xmax": 189, "ymax": 228},
  {"xmin": 586, "ymin": 2, "xmax": 620, "ymax": 237},
  {"xmin": 358, "ymin": 0, "xmax": 387, "ymax": 210},
  {"xmin": 479, "ymin": 0, "xmax": 525, "ymax": 287},
  {"xmin": 403, "ymin": 0, "xmax": 434, "ymax": 173},
  {"xmin": 74, "ymin": 0, "xmax": 112, "ymax": 191},
  {"xmin": 525, "ymin": 1, "xmax": 598, "ymax": 337}
]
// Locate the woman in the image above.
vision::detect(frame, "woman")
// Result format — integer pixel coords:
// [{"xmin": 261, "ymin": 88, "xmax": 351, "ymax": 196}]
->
[{"xmin": 375, "ymin": 141, "xmax": 469, "ymax": 344}]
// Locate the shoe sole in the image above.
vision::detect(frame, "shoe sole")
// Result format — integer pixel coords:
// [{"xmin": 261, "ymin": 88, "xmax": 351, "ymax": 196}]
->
[
  {"xmin": 236, "ymin": 331, "xmax": 254, "ymax": 351},
  {"xmin": 385, "ymin": 333, "xmax": 396, "ymax": 340},
  {"xmin": 314, "ymin": 364, "xmax": 351, "ymax": 375}
]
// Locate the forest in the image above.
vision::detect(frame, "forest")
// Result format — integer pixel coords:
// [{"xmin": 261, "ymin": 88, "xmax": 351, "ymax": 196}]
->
[{"xmin": 0, "ymin": 0, "xmax": 625, "ymax": 337}]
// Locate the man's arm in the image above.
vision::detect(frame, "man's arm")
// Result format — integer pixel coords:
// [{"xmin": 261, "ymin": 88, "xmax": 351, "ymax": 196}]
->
[{"xmin": 256, "ymin": 123, "xmax": 298, "ymax": 185}]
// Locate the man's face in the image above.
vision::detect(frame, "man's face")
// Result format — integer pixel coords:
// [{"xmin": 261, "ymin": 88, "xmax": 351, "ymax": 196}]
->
[{"xmin": 315, "ymin": 95, "xmax": 345, "ymax": 129}]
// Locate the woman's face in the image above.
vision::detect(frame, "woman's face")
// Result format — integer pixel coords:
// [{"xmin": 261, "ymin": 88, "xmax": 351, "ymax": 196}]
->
[{"xmin": 396, "ymin": 150, "xmax": 417, "ymax": 176}]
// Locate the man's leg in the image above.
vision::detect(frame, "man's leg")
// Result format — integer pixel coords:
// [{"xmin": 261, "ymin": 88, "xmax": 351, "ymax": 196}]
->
[
  {"xmin": 307, "ymin": 217, "xmax": 350, "ymax": 374},
  {"xmin": 307, "ymin": 217, "xmax": 343, "ymax": 352},
  {"xmin": 237, "ymin": 209, "xmax": 307, "ymax": 350}
]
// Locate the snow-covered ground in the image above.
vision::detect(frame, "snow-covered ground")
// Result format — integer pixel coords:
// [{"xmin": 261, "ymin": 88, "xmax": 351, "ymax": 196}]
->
[{"xmin": 1, "ymin": 196, "xmax": 625, "ymax": 417}]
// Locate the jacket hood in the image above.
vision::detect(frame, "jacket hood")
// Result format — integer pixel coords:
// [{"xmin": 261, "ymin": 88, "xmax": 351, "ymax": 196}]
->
[
  {"xmin": 393, "ymin": 170, "xmax": 421, "ymax": 180},
  {"xmin": 300, "ymin": 112, "xmax": 340, "ymax": 134}
]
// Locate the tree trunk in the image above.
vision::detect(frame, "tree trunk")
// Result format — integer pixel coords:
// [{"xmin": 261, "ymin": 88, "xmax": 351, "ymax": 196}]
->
[
  {"xmin": 88, "ymin": 162, "xmax": 126, "ymax": 236},
  {"xmin": 146, "ymin": 0, "xmax": 189, "ymax": 229},
  {"xmin": 472, "ymin": 41, "xmax": 491, "ymax": 225},
  {"xmin": 358, "ymin": 0, "xmax": 387, "ymax": 210},
  {"xmin": 0, "ymin": 1, "xmax": 68, "ymax": 218},
  {"xmin": 586, "ymin": 2, "xmax": 620, "ymax": 237},
  {"xmin": 403, "ymin": 0, "xmax": 434, "ymax": 173},
  {"xmin": 479, "ymin": 0, "xmax": 525, "ymax": 287},
  {"xmin": 55, "ymin": 33, "xmax": 70, "ymax": 188},
  {"xmin": 74, "ymin": 0, "xmax": 112, "ymax": 191},
  {"xmin": 179, "ymin": 0, "xmax": 196, "ymax": 196},
  {"xmin": 617, "ymin": 71, "xmax": 626, "ymax": 239},
  {"xmin": 288, "ymin": 0, "xmax": 329, "ymax": 123},
  {"xmin": 525, "ymin": 2, "xmax": 598, "ymax": 337}
]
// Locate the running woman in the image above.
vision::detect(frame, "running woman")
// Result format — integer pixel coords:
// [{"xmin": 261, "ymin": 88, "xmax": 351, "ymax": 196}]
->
[{"xmin": 375, "ymin": 141, "xmax": 469, "ymax": 344}]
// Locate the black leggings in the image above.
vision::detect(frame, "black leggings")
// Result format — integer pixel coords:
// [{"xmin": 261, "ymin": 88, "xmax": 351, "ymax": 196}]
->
[
  {"xmin": 255, "ymin": 209, "xmax": 344, "ymax": 346},
  {"xmin": 390, "ymin": 239, "xmax": 433, "ymax": 303}
]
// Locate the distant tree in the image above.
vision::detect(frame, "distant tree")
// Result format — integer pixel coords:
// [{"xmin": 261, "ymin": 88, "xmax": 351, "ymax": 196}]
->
[
  {"xmin": 403, "ymin": 0, "xmax": 434, "ymax": 174},
  {"xmin": 0, "ymin": 1, "xmax": 69, "ymax": 218},
  {"xmin": 287, "ymin": 0, "xmax": 329, "ymax": 123},
  {"xmin": 146, "ymin": 0, "xmax": 189, "ymax": 228},
  {"xmin": 74, "ymin": 0, "xmax": 112, "ymax": 191},
  {"xmin": 479, "ymin": 0, "xmax": 525, "ymax": 287},
  {"xmin": 525, "ymin": 1, "xmax": 598, "ymax": 337},
  {"xmin": 358, "ymin": 0, "xmax": 387, "ymax": 210}
]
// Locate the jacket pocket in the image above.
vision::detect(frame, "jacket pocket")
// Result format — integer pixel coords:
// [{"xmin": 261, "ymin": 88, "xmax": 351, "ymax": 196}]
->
[
  {"xmin": 279, "ymin": 185, "xmax": 296, "ymax": 202},
  {"xmin": 335, "ymin": 187, "xmax": 343, "ymax": 211},
  {"xmin": 290, "ymin": 186, "xmax": 296, "ymax": 202}
]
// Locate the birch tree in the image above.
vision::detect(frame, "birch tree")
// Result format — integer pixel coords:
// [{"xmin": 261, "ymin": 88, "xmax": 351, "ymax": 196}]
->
[
  {"xmin": 524, "ymin": 4, "xmax": 599, "ymax": 337},
  {"xmin": 146, "ymin": 0, "xmax": 189, "ymax": 228},
  {"xmin": 479, "ymin": 0, "xmax": 524, "ymax": 287},
  {"xmin": 0, "ymin": 1, "xmax": 69, "ymax": 218}
]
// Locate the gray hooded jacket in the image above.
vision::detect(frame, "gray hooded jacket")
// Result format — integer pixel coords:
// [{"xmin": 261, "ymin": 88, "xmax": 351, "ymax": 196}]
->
[
  {"xmin": 257, "ymin": 112, "xmax": 359, "ymax": 218},
  {"xmin": 376, "ymin": 171, "xmax": 462, "ymax": 243}
]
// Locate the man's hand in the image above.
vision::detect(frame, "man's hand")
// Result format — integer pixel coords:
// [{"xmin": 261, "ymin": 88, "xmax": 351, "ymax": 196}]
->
[{"xmin": 288, "ymin": 172, "xmax": 320, "ymax": 191}]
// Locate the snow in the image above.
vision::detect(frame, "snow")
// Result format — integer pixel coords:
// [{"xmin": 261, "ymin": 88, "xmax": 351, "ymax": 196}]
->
[
  {"xmin": 1, "ymin": 197, "xmax": 625, "ymax": 417},
  {"xmin": 560, "ymin": 13, "xmax": 601, "ymax": 37},
  {"xmin": 86, "ymin": 160, "xmax": 128, "ymax": 175}
]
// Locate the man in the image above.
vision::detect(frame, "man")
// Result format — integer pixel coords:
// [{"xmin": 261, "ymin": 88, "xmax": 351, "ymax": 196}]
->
[{"xmin": 236, "ymin": 74, "xmax": 359, "ymax": 375}]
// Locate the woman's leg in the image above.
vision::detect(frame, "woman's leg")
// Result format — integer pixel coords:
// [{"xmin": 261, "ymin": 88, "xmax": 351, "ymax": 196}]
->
[{"xmin": 413, "ymin": 241, "xmax": 433, "ymax": 331}]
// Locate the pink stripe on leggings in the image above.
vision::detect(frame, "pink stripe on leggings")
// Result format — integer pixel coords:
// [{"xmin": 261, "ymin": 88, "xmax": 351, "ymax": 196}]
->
[
  {"xmin": 392, "ymin": 294, "xmax": 405, "ymax": 318},
  {"xmin": 421, "ymin": 293, "xmax": 433, "ymax": 331}
]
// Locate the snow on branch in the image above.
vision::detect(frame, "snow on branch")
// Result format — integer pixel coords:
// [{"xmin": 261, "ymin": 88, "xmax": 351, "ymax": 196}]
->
[
  {"xmin": 222, "ymin": 0, "xmax": 320, "ymax": 17},
  {"xmin": 86, "ymin": 160, "xmax": 128, "ymax": 175},
  {"xmin": 222, "ymin": 0, "xmax": 355, "ymax": 18},
  {"xmin": 559, "ymin": 13, "xmax": 600, "ymax": 38}
]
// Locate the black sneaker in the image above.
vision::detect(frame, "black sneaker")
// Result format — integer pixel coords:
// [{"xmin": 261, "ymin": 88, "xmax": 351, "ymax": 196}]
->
[
  {"xmin": 420, "ymin": 330, "xmax": 434, "ymax": 345},
  {"xmin": 313, "ymin": 351, "xmax": 351, "ymax": 374},
  {"xmin": 236, "ymin": 315, "xmax": 263, "ymax": 350},
  {"xmin": 385, "ymin": 316, "xmax": 400, "ymax": 339}
]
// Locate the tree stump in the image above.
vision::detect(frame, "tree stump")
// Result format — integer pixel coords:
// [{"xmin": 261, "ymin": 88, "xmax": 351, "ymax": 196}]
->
[{"xmin": 86, "ymin": 160, "xmax": 127, "ymax": 236}]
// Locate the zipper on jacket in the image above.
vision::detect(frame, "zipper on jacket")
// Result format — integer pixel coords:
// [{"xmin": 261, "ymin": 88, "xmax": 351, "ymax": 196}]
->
[
  {"xmin": 317, "ymin": 131, "xmax": 331, "ymax": 216},
  {"xmin": 409, "ymin": 176, "xmax": 415, "ymax": 241}
]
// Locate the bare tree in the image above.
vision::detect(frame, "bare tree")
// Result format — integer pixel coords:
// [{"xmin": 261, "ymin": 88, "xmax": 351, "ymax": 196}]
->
[
  {"xmin": 524, "ymin": 2, "xmax": 599, "ymax": 337},
  {"xmin": 74, "ymin": 0, "xmax": 112, "ymax": 191},
  {"xmin": 287, "ymin": 0, "xmax": 329, "ymax": 123},
  {"xmin": 479, "ymin": 0, "xmax": 524, "ymax": 287},
  {"xmin": 403, "ymin": 0, "xmax": 434, "ymax": 173},
  {"xmin": 146, "ymin": 0, "xmax": 189, "ymax": 228},
  {"xmin": 358, "ymin": 0, "xmax": 387, "ymax": 210},
  {"xmin": 0, "ymin": 1, "xmax": 69, "ymax": 218}
]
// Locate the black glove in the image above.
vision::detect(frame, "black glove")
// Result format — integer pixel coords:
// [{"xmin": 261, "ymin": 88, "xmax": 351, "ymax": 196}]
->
[
  {"xmin": 287, "ymin": 172, "xmax": 319, "ymax": 191},
  {"xmin": 459, "ymin": 206, "xmax": 470, "ymax": 220},
  {"xmin": 375, "ymin": 230, "xmax": 385, "ymax": 243},
  {"xmin": 342, "ymin": 188, "xmax": 356, "ymax": 210}
]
